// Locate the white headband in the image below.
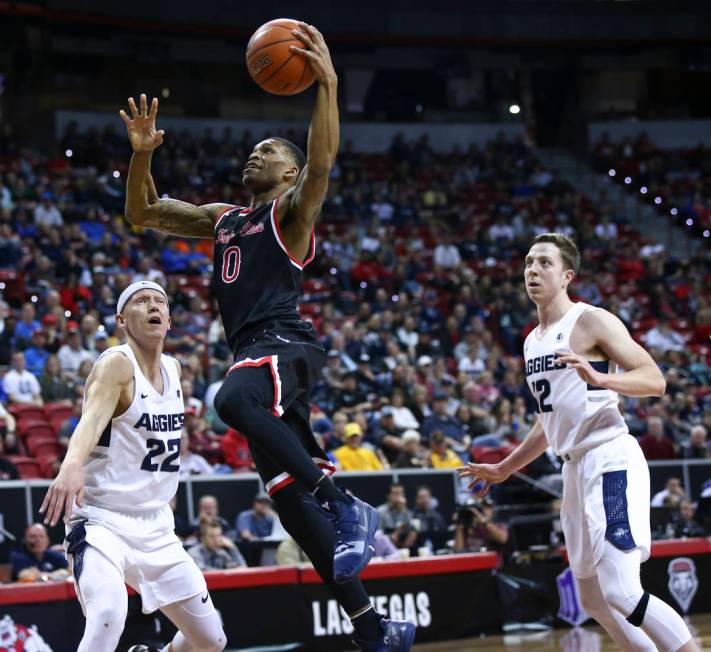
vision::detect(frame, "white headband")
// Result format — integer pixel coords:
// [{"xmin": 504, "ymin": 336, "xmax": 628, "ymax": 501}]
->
[{"xmin": 116, "ymin": 281, "xmax": 169, "ymax": 314}]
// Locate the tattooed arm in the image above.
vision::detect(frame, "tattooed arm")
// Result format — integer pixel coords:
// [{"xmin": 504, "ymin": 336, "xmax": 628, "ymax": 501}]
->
[{"xmin": 121, "ymin": 94, "xmax": 231, "ymax": 238}]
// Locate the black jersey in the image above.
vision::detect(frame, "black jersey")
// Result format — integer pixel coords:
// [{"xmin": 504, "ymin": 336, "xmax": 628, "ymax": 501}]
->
[{"xmin": 212, "ymin": 197, "xmax": 315, "ymax": 352}]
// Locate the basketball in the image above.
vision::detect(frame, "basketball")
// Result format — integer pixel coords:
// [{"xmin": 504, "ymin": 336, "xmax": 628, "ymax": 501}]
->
[{"xmin": 246, "ymin": 18, "xmax": 316, "ymax": 96}]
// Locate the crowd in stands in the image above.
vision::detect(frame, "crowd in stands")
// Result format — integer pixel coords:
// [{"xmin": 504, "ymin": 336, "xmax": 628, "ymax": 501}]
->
[
  {"xmin": 0, "ymin": 121, "xmax": 710, "ymax": 572},
  {"xmin": 593, "ymin": 131, "xmax": 711, "ymax": 240}
]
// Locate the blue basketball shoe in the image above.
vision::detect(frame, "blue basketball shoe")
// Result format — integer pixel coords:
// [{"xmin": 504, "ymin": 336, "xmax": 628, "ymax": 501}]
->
[
  {"xmin": 330, "ymin": 495, "xmax": 380, "ymax": 584},
  {"xmin": 353, "ymin": 615, "xmax": 417, "ymax": 651}
]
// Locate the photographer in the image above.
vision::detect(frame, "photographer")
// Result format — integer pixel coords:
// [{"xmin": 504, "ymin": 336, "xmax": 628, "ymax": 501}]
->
[{"xmin": 452, "ymin": 498, "xmax": 508, "ymax": 555}]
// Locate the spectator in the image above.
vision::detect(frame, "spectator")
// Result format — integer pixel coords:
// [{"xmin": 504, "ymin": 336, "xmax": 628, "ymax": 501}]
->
[
  {"xmin": 57, "ymin": 397, "xmax": 83, "ymax": 449},
  {"xmin": 333, "ymin": 422, "xmax": 384, "ymax": 471},
  {"xmin": 10, "ymin": 523, "xmax": 69, "ymax": 581},
  {"xmin": 236, "ymin": 494, "xmax": 275, "ymax": 542},
  {"xmin": 429, "ymin": 431, "xmax": 464, "ymax": 469},
  {"xmin": 277, "ymin": 531, "xmax": 399, "ymax": 566},
  {"xmin": 388, "ymin": 388, "xmax": 419, "ymax": 431},
  {"xmin": 221, "ymin": 428, "xmax": 254, "ymax": 472},
  {"xmin": 651, "ymin": 477, "xmax": 686, "ymax": 508},
  {"xmin": 639, "ymin": 416, "xmax": 676, "ymax": 460},
  {"xmin": 38, "ymin": 354, "xmax": 74, "ymax": 402},
  {"xmin": 433, "ymin": 233, "xmax": 461, "ymax": 269},
  {"xmin": 643, "ymin": 319, "xmax": 686, "ymax": 353},
  {"xmin": 673, "ymin": 500, "xmax": 706, "ymax": 538},
  {"xmin": 276, "ymin": 537, "xmax": 311, "ymax": 566},
  {"xmin": 57, "ymin": 325, "xmax": 93, "ymax": 375},
  {"xmin": 377, "ymin": 484, "xmax": 417, "ymax": 549},
  {"xmin": 681, "ymin": 425, "xmax": 709, "ymax": 459},
  {"xmin": 3, "ymin": 351, "xmax": 43, "ymax": 406},
  {"xmin": 0, "ymin": 401, "xmax": 18, "ymax": 454},
  {"xmin": 179, "ymin": 430, "xmax": 213, "ymax": 476},
  {"xmin": 374, "ymin": 407, "xmax": 404, "ymax": 463},
  {"xmin": 23, "ymin": 329, "xmax": 50, "ymax": 376},
  {"xmin": 393, "ymin": 430, "xmax": 427, "ymax": 469},
  {"xmin": 33, "ymin": 191, "xmax": 63, "ymax": 227},
  {"xmin": 191, "ymin": 495, "xmax": 230, "ymax": 535},
  {"xmin": 88, "ymin": 331, "xmax": 110, "ymax": 361},
  {"xmin": 14, "ymin": 303, "xmax": 41, "ymax": 345},
  {"xmin": 452, "ymin": 499, "xmax": 508, "ymax": 554},
  {"xmin": 188, "ymin": 519, "xmax": 246, "ymax": 570},
  {"xmin": 411, "ymin": 486, "xmax": 447, "ymax": 552},
  {"xmin": 421, "ymin": 392, "xmax": 464, "ymax": 446},
  {"xmin": 0, "ymin": 435, "xmax": 19, "ymax": 479}
]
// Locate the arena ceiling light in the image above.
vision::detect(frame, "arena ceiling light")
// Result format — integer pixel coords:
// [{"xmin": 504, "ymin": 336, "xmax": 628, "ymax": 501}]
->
[{"xmin": 509, "ymin": 104, "xmax": 521, "ymax": 115}]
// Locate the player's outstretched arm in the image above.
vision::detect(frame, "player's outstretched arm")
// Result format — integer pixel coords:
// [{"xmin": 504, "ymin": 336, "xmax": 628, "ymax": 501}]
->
[
  {"xmin": 458, "ymin": 417, "xmax": 548, "ymax": 495},
  {"xmin": 281, "ymin": 22, "xmax": 339, "ymax": 230},
  {"xmin": 121, "ymin": 93, "xmax": 231, "ymax": 238},
  {"xmin": 39, "ymin": 353, "xmax": 133, "ymax": 526},
  {"xmin": 556, "ymin": 308, "xmax": 666, "ymax": 398}
]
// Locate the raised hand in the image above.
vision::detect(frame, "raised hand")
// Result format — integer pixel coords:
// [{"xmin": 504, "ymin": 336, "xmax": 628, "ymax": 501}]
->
[
  {"xmin": 289, "ymin": 22, "xmax": 336, "ymax": 85},
  {"xmin": 457, "ymin": 462, "xmax": 511, "ymax": 496},
  {"xmin": 39, "ymin": 462, "xmax": 85, "ymax": 527},
  {"xmin": 119, "ymin": 93, "xmax": 165, "ymax": 153}
]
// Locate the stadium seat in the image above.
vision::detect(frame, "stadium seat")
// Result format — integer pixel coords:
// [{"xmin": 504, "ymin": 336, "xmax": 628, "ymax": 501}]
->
[
  {"xmin": 470, "ymin": 446, "xmax": 514, "ymax": 465},
  {"xmin": 7, "ymin": 456, "xmax": 42, "ymax": 480},
  {"xmin": 37, "ymin": 456, "xmax": 58, "ymax": 479},
  {"xmin": 18, "ymin": 420, "xmax": 55, "ymax": 439},
  {"xmin": 44, "ymin": 402, "xmax": 73, "ymax": 423},
  {"xmin": 27, "ymin": 439, "xmax": 63, "ymax": 459},
  {"xmin": 8, "ymin": 405, "xmax": 46, "ymax": 422}
]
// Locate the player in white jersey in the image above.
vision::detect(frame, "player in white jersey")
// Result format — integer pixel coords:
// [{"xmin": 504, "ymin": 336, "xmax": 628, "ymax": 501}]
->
[
  {"xmin": 460, "ymin": 234, "xmax": 697, "ymax": 652},
  {"xmin": 40, "ymin": 281, "xmax": 226, "ymax": 652}
]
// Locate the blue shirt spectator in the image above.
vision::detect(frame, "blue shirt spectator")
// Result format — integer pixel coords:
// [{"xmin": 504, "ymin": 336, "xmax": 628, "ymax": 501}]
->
[
  {"xmin": 10, "ymin": 524, "xmax": 68, "ymax": 581},
  {"xmin": 421, "ymin": 392, "xmax": 464, "ymax": 443},
  {"xmin": 23, "ymin": 330, "xmax": 49, "ymax": 376},
  {"xmin": 236, "ymin": 494, "xmax": 275, "ymax": 541}
]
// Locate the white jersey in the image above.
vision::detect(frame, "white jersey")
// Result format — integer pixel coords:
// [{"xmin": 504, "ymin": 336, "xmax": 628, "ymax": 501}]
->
[
  {"xmin": 82, "ymin": 344, "xmax": 184, "ymax": 512},
  {"xmin": 523, "ymin": 302, "xmax": 627, "ymax": 460}
]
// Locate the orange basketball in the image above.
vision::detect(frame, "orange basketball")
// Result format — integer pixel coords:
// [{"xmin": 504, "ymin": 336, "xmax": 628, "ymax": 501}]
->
[{"xmin": 246, "ymin": 18, "xmax": 316, "ymax": 96}]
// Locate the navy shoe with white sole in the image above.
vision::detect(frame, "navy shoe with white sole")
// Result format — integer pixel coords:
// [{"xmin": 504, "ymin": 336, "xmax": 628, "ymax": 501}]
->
[{"xmin": 331, "ymin": 496, "xmax": 380, "ymax": 584}]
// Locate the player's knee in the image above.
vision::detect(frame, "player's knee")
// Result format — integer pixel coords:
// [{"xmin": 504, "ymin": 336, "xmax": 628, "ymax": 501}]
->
[
  {"xmin": 599, "ymin": 579, "xmax": 643, "ymax": 617},
  {"xmin": 186, "ymin": 626, "xmax": 227, "ymax": 652},
  {"xmin": 578, "ymin": 585, "xmax": 604, "ymax": 619},
  {"xmin": 85, "ymin": 602, "xmax": 126, "ymax": 644}
]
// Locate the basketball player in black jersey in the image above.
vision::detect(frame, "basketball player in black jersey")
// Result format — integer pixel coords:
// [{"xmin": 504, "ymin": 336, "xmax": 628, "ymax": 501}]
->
[{"xmin": 122, "ymin": 22, "xmax": 414, "ymax": 652}]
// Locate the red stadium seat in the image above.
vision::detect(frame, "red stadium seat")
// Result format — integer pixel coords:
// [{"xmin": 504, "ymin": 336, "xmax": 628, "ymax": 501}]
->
[
  {"xmin": 37, "ymin": 456, "xmax": 58, "ymax": 479},
  {"xmin": 18, "ymin": 420, "xmax": 55, "ymax": 439},
  {"xmin": 8, "ymin": 405, "xmax": 45, "ymax": 422},
  {"xmin": 7, "ymin": 456, "xmax": 42, "ymax": 479},
  {"xmin": 470, "ymin": 446, "xmax": 514, "ymax": 465},
  {"xmin": 44, "ymin": 402, "xmax": 73, "ymax": 423},
  {"xmin": 27, "ymin": 439, "xmax": 63, "ymax": 459}
]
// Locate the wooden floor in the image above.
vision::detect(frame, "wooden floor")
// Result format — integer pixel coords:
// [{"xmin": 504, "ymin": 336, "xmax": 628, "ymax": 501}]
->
[{"xmin": 409, "ymin": 614, "xmax": 711, "ymax": 651}]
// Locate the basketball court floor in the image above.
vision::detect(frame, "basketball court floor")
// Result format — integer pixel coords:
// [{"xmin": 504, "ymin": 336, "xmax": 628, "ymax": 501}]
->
[{"xmin": 227, "ymin": 614, "xmax": 710, "ymax": 651}]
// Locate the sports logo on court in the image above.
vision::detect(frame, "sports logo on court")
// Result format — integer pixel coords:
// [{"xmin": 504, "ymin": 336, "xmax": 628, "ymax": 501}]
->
[
  {"xmin": 0, "ymin": 614, "xmax": 53, "ymax": 651},
  {"xmin": 667, "ymin": 557, "xmax": 698, "ymax": 613},
  {"xmin": 556, "ymin": 567, "xmax": 590, "ymax": 626}
]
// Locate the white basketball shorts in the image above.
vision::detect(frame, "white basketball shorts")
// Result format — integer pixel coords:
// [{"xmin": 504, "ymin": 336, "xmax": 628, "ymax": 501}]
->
[
  {"xmin": 65, "ymin": 503, "xmax": 207, "ymax": 614},
  {"xmin": 560, "ymin": 434, "xmax": 651, "ymax": 578}
]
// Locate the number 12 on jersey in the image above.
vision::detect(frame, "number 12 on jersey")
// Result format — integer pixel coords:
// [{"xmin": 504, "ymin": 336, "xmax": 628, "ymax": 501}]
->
[{"xmin": 533, "ymin": 378, "xmax": 553, "ymax": 413}]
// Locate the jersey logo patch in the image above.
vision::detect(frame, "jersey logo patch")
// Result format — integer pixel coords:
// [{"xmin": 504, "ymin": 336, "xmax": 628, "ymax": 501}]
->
[
  {"xmin": 240, "ymin": 221, "xmax": 265, "ymax": 237},
  {"xmin": 556, "ymin": 332, "xmax": 564, "ymax": 342},
  {"xmin": 216, "ymin": 228, "xmax": 235, "ymax": 244}
]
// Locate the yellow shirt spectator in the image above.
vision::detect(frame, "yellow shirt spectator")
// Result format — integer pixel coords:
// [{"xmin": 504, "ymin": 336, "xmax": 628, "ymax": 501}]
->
[
  {"xmin": 333, "ymin": 422, "xmax": 384, "ymax": 471},
  {"xmin": 429, "ymin": 433, "xmax": 464, "ymax": 469}
]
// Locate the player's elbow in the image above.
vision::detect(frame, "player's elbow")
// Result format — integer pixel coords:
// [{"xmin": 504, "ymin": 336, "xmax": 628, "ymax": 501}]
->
[
  {"xmin": 650, "ymin": 368, "xmax": 666, "ymax": 396},
  {"xmin": 125, "ymin": 203, "xmax": 150, "ymax": 227},
  {"xmin": 654, "ymin": 375, "xmax": 666, "ymax": 397}
]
